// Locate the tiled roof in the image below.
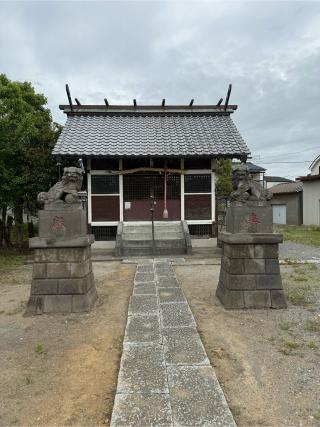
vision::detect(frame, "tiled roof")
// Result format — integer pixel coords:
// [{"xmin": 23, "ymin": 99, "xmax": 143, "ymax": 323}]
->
[
  {"xmin": 53, "ymin": 113, "xmax": 250, "ymax": 158},
  {"xmin": 270, "ymin": 181, "xmax": 303, "ymax": 194},
  {"xmin": 264, "ymin": 176, "xmax": 293, "ymax": 183},
  {"xmin": 233, "ymin": 162, "xmax": 266, "ymax": 172}
]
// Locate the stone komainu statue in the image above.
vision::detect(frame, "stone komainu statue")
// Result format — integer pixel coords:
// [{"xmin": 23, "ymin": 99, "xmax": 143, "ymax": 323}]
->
[
  {"xmin": 230, "ymin": 163, "xmax": 272, "ymax": 203},
  {"xmin": 38, "ymin": 167, "xmax": 83, "ymax": 205}
]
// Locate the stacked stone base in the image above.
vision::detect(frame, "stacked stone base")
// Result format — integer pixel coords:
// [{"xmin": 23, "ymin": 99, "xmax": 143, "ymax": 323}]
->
[
  {"xmin": 216, "ymin": 232, "xmax": 287, "ymax": 309},
  {"xmin": 26, "ymin": 241, "xmax": 97, "ymax": 314}
]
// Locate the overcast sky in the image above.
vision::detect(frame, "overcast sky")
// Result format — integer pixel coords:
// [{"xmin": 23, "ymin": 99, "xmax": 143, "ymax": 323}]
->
[{"xmin": 1, "ymin": 0, "xmax": 320, "ymax": 179}]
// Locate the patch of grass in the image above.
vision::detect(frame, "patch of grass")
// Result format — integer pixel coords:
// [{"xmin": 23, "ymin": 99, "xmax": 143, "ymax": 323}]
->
[
  {"xmin": 0, "ymin": 249, "xmax": 25, "ymax": 272},
  {"xmin": 292, "ymin": 273, "xmax": 308, "ymax": 282},
  {"xmin": 279, "ymin": 225, "xmax": 320, "ymax": 247},
  {"xmin": 286, "ymin": 288, "xmax": 307, "ymax": 305},
  {"xmin": 304, "ymin": 319, "xmax": 320, "ymax": 333},
  {"xmin": 307, "ymin": 341, "xmax": 318, "ymax": 349},
  {"xmin": 35, "ymin": 343, "xmax": 45, "ymax": 355},
  {"xmin": 314, "ymin": 409, "xmax": 320, "ymax": 421},
  {"xmin": 285, "ymin": 340, "xmax": 300, "ymax": 349}
]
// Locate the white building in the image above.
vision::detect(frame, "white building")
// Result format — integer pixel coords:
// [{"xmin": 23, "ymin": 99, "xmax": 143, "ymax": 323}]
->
[{"xmin": 300, "ymin": 155, "xmax": 320, "ymax": 226}]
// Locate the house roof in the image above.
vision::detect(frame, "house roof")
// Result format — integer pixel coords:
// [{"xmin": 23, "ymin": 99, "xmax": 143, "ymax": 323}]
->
[
  {"xmin": 270, "ymin": 181, "xmax": 303, "ymax": 194},
  {"xmin": 299, "ymin": 174, "xmax": 320, "ymax": 182},
  {"xmin": 310, "ymin": 154, "xmax": 320, "ymax": 172},
  {"xmin": 52, "ymin": 104, "xmax": 250, "ymax": 158},
  {"xmin": 233, "ymin": 162, "xmax": 266, "ymax": 172},
  {"xmin": 264, "ymin": 176, "xmax": 293, "ymax": 183}
]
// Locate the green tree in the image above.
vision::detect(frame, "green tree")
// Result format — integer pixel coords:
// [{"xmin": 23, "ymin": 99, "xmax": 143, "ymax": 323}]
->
[
  {"xmin": 0, "ymin": 74, "xmax": 60, "ymax": 248},
  {"xmin": 215, "ymin": 158, "xmax": 233, "ymax": 197}
]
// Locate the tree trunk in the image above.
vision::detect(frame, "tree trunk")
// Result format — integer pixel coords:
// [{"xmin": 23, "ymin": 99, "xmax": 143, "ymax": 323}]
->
[
  {"xmin": 13, "ymin": 204, "xmax": 24, "ymax": 249},
  {"xmin": 0, "ymin": 206, "xmax": 7, "ymax": 248}
]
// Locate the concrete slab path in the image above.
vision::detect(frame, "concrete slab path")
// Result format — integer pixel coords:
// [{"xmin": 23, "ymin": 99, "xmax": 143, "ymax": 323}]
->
[{"xmin": 111, "ymin": 259, "xmax": 236, "ymax": 427}]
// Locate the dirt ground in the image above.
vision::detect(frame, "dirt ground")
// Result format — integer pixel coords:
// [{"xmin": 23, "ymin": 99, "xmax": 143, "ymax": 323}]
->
[
  {"xmin": 175, "ymin": 263, "xmax": 320, "ymax": 427},
  {"xmin": 1, "ymin": 259, "xmax": 320, "ymax": 427},
  {"xmin": 0, "ymin": 261, "xmax": 135, "ymax": 427}
]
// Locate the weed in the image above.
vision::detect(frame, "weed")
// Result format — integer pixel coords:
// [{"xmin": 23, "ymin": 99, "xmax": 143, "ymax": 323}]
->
[
  {"xmin": 286, "ymin": 288, "xmax": 306, "ymax": 305},
  {"xmin": 35, "ymin": 343, "xmax": 45, "ymax": 354},
  {"xmin": 285, "ymin": 340, "xmax": 299, "ymax": 349},
  {"xmin": 304, "ymin": 319, "xmax": 320, "ymax": 333},
  {"xmin": 307, "ymin": 341, "xmax": 318, "ymax": 349}
]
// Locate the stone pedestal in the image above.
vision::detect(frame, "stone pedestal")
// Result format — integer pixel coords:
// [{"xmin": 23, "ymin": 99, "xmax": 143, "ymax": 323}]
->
[
  {"xmin": 26, "ymin": 203, "xmax": 97, "ymax": 314},
  {"xmin": 216, "ymin": 202, "xmax": 287, "ymax": 309}
]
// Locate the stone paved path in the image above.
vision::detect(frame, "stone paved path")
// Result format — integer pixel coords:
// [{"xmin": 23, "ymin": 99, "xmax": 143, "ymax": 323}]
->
[{"xmin": 111, "ymin": 259, "xmax": 236, "ymax": 427}]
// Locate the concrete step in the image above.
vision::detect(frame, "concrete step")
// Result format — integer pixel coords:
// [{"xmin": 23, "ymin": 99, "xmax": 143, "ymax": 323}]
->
[
  {"xmin": 123, "ymin": 232, "xmax": 184, "ymax": 241},
  {"xmin": 123, "ymin": 239, "xmax": 185, "ymax": 248}
]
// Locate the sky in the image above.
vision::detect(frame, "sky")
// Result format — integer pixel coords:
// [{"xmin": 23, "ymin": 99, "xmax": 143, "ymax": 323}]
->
[{"xmin": 1, "ymin": 0, "xmax": 320, "ymax": 179}]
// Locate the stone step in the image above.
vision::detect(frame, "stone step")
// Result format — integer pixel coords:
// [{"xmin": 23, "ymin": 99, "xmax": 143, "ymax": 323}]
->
[
  {"xmin": 123, "ymin": 239, "xmax": 185, "ymax": 248},
  {"xmin": 123, "ymin": 232, "xmax": 184, "ymax": 241}
]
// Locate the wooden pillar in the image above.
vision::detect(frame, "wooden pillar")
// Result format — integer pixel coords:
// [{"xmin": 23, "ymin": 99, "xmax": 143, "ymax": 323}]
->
[
  {"xmin": 119, "ymin": 158, "xmax": 123, "ymax": 222},
  {"xmin": 180, "ymin": 158, "xmax": 185, "ymax": 220}
]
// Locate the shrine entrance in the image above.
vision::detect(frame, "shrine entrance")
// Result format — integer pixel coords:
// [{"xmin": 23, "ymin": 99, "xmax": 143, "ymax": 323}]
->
[{"xmin": 123, "ymin": 173, "xmax": 181, "ymax": 221}]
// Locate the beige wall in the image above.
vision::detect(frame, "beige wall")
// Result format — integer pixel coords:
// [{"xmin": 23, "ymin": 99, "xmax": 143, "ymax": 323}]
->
[{"xmin": 303, "ymin": 181, "xmax": 320, "ymax": 225}]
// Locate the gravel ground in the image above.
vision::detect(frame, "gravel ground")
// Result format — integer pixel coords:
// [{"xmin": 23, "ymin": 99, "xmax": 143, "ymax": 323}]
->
[{"xmin": 280, "ymin": 241, "xmax": 320, "ymax": 261}]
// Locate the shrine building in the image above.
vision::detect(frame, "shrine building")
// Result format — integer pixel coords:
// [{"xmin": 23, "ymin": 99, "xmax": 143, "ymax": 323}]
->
[{"xmin": 53, "ymin": 100, "xmax": 250, "ymax": 248}]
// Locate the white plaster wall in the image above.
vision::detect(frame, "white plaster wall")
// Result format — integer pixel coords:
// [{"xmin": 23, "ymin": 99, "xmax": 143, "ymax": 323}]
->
[
  {"xmin": 310, "ymin": 158, "xmax": 320, "ymax": 175},
  {"xmin": 303, "ymin": 181, "xmax": 320, "ymax": 225}
]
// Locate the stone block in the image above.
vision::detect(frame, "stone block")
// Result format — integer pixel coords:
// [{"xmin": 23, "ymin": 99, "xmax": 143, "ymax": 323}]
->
[
  {"xmin": 224, "ymin": 244, "xmax": 254, "ymax": 259},
  {"xmin": 160, "ymin": 303, "xmax": 195, "ymax": 328},
  {"xmin": 32, "ymin": 263, "xmax": 47, "ymax": 279},
  {"xmin": 25, "ymin": 296, "xmax": 44, "ymax": 315},
  {"xmin": 134, "ymin": 272, "xmax": 155, "ymax": 283},
  {"xmin": 31, "ymin": 278, "xmax": 58, "ymax": 295},
  {"xmin": 244, "ymin": 258, "xmax": 265, "ymax": 274},
  {"xmin": 128, "ymin": 295, "xmax": 158, "ymax": 315},
  {"xmin": 34, "ymin": 248, "xmax": 59, "ymax": 263},
  {"xmin": 136, "ymin": 264, "xmax": 154, "ymax": 273},
  {"xmin": 58, "ymin": 274, "xmax": 93, "ymax": 294},
  {"xmin": 167, "ymin": 366, "xmax": 236, "ymax": 427},
  {"xmin": 227, "ymin": 274, "xmax": 256, "ymax": 291},
  {"xmin": 38, "ymin": 208, "xmax": 87, "ymax": 240},
  {"xmin": 264, "ymin": 244, "xmax": 279, "ymax": 259},
  {"xmin": 271, "ymin": 290, "xmax": 287, "ymax": 308},
  {"xmin": 226, "ymin": 204, "xmax": 273, "ymax": 234},
  {"xmin": 117, "ymin": 343, "xmax": 168, "ymax": 394},
  {"xmin": 133, "ymin": 282, "xmax": 157, "ymax": 295},
  {"xmin": 253, "ymin": 244, "xmax": 264, "ymax": 258},
  {"xmin": 42, "ymin": 294, "xmax": 73, "ymax": 313},
  {"xmin": 216, "ymin": 284, "xmax": 244, "ymax": 309},
  {"xmin": 72, "ymin": 286, "xmax": 97, "ymax": 312},
  {"xmin": 256, "ymin": 274, "xmax": 282, "ymax": 290},
  {"xmin": 158, "ymin": 288, "xmax": 186, "ymax": 304},
  {"xmin": 58, "ymin": 247, "xmax": 89, "ymax": 262},
  {"xmin": 265, "ymin": 259, "xmax": 280, "ymax": 274},
  {"xmin": 163, "ymin": 327, "xmax": 209, "ymax": 366},
  {"xmin": 70, "ymin": 260, "xmax": 90, "ymax": 278},
  {"xmin": 124, "ymin": 314, "xmax": 161, "ymax": 344},
  {"xmin": 111, "ymin": 393, "xmax": 172, "ymax": 427},
  {"xmin": 222, "ymin": 257, "xmax": 245, "ymax": 274},
  {"xmin": 244, "ymin": 290, "xmax": 271, "ymax": 308},
  {"xmin": 46, "ymin": 262, "xmax": 70, "ymax": 279},
  {"xmin": 157, "ymin": 277, "xmax": 180, "ymax": 288}
]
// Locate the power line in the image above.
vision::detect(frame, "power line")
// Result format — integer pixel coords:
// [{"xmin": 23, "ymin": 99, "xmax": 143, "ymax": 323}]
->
[{"xmin": 258, "ymin": 161, "xmax": 312, "ymax": 164}]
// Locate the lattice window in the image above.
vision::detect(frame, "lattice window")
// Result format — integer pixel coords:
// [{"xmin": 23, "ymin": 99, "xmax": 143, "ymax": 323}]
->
[
  {"xmin": 91, "ymin": 175, "xmax": 119, "ymax": 194},
  {"xmin": 91, "ymin": 226, "xmax": 117, "ymax": 241},
  {"xmin": 188, "ymin": 224, "xmax": 213, "ymax": 237},
  {"xmin": 184, "ymin": 174, "xmax": 211, "ymax": 193}
]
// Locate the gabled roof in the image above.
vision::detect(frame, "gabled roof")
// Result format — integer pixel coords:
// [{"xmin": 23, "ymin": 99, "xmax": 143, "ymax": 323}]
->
[
  {"xmin": 270, "ymin": 181, "xmax": 303, "ymax": 194},
  {"xmin": 52, "ymin": 104, "xmax": 250, "ymax": 159},
  {"xmin": 310, "ymin": 154, "xmax": 320, "ymax": 172},
  {"xmin": 233, "ymin": 162, "xmax": 266, "ymax": 173},
  {"xmin": 264, "ymin": 176, "xmax": 293, "ymax": 183}
]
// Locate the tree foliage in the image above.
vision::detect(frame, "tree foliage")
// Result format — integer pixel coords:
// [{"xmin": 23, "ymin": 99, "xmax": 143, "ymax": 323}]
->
[
  {"xmin": 215, "ymin": 158, "xmax": 233, "ymax": 197},
  {"xmin": 0, "ymin": 74, "xmax": 61, "ymax": 246}
]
